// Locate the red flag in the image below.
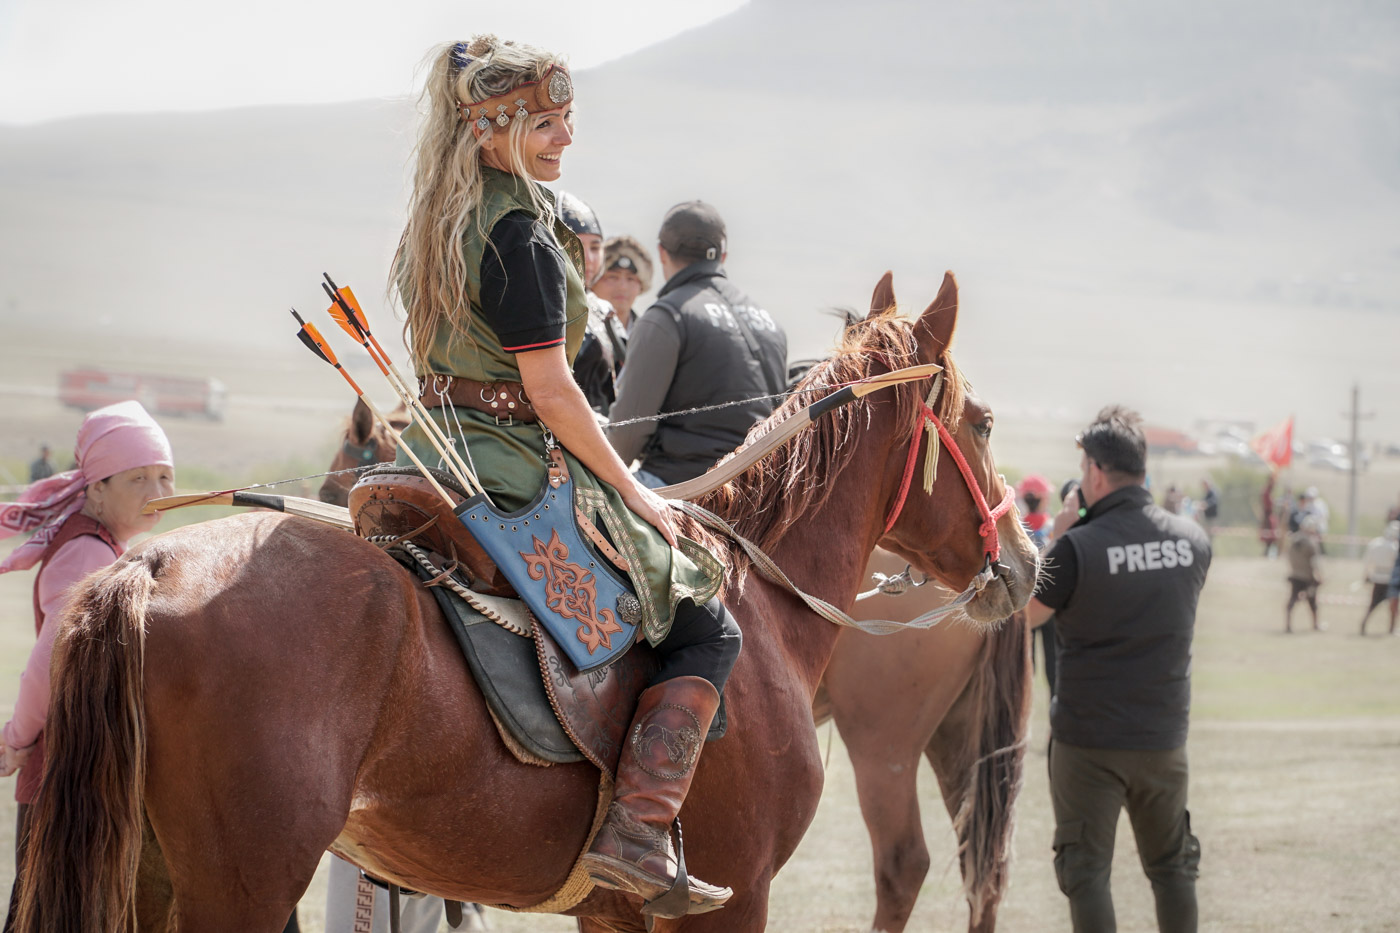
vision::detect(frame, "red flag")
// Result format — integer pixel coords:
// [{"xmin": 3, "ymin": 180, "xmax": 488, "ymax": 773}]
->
[{"xmin": 1252, "ymin": 416, "xmax": 1293, "ymax": 469}]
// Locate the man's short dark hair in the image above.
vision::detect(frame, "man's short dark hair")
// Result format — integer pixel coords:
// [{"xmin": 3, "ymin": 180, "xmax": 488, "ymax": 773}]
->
[
  {"xmin": 658, "ymin": 201, "xmax": 726, "ymax": 262},
  {"xmin": 1077, "ymin": 405, "xmax": 1147, "ymax": 478}
]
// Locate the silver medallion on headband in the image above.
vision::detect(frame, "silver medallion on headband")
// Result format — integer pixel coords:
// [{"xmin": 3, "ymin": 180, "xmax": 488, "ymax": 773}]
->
[{"xmin": 548, "ymin": 70, "xmax": 572, "ymax": 105}]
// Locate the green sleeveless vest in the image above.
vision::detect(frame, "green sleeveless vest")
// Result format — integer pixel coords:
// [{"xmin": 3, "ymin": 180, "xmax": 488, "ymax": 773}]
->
[
  {"xmin": 399, "ymin": 167, "xmax": 723, "ymax": 645},
  {"xmin": 419, "ymin": 166, "xmax": 588, "ymax": 380}
]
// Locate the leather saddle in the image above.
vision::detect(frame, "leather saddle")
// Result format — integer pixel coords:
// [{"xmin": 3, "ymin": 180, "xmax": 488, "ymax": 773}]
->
[{"xmin": 349, "ymin": 465, "xmax": 724, "ymax": 775}]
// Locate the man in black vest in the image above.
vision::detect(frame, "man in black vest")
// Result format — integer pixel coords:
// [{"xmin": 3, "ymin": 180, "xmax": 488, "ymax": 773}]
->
[
  {"xmin": 1027, "ymin": 406, "xmax": 1211, "ymax": 933},
  {"xmin": 606, "ymin": 201, "xmax": 787, "ymax": 487}
]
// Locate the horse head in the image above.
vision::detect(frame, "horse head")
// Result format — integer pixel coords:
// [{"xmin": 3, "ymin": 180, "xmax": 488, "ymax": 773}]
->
[
  {"xmin": 318, "ymin": 398, "xmax": 405, "ymax": 505},
  {"xmin": 865, "ymin": 271, "xmax": 1039, "ymax": 625},
  {"xmin": 700, "ymin": 271, "xmax": 1038, "ymax": 628}
]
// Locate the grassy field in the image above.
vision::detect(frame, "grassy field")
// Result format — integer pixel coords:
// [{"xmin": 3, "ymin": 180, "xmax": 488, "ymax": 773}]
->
[{"xmin": 0, "ymin": 539, "xmax": 1396, "ymax": 931}]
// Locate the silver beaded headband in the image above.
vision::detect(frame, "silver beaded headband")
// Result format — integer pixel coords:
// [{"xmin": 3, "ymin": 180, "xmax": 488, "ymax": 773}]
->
[{"xmin": 459, "ymin": 64, "xmax": 573, "ymax": 132}]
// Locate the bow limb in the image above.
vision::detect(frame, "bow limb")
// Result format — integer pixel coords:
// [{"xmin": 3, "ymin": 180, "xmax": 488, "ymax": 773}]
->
[{"xmin": 144, "ymin": 491, "xmax": 354, "ymax": 530}]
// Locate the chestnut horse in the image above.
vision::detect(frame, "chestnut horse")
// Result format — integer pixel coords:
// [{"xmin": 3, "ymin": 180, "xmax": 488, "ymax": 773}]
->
[
  {"xmin": 15, "ymin": 272, "xmax": 1037, "ymax": 933},
  {"xmin": 322, "ymin": 371, "xmax": 1032, "ymax": 933},
  {"xmin": 816, "ymin": 553, "xmax": 1032, "ymax": 933}
]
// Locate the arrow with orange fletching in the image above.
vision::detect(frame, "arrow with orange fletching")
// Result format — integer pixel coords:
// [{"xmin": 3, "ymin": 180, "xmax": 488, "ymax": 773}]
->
[
  {"xmin": 320, "ymin": 274, "xmax": 484, "ymax": 497},
  {"xmin": 290, "ymin": 309, "xmax": 458, "ymax": 509}
]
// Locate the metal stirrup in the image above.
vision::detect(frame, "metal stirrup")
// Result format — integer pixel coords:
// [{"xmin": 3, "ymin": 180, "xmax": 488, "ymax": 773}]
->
[{"xmin": 641, "ymin": 817, "xmax": 693, "ymax": 925}]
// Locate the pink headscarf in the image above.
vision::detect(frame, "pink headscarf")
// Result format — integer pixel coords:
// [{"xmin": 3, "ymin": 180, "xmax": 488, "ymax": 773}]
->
[{"xmin": 0, "ymin": 401, "xmax": 173, "ymax": 574}]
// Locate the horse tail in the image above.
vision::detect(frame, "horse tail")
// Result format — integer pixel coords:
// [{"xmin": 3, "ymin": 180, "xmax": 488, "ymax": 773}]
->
[
  {"xmin": 14, "ymin": 558, "xmax": 155, "ymax": 933},
  {"xmin": 932, "ymin": 609, "xmax": 1033, "ymax": 928}
]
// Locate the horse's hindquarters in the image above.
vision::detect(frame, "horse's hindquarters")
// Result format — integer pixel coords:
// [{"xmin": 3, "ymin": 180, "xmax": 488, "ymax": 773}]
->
[{"xmin": 134, "ymin": 513, "xmax": 598, "ymax": 914}]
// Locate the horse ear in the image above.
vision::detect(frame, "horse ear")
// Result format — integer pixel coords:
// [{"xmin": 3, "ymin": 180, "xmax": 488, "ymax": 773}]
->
[
  {"xmin": 351, "ymin": 397, "xmax": 374, "ymax": 443},
  {"xmin": 914, "ymin": 271, "xmax": 959, "ymax": 358},
  {"xmin": 868, "ymin": 271, "xmax": 896, "ymax": 319}
]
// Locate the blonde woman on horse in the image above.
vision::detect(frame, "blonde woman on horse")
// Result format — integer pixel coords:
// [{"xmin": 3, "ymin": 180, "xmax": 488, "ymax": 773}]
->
[
  {"xmin": 392, "ymin": 36, "xmax": 739, "ymax": 916},
  {"xmin": 0, "ymin": 401, "xmax": 175, "ymax": 924}
]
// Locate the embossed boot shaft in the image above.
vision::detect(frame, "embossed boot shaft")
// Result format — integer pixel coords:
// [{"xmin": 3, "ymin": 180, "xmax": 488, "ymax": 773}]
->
[{"xmin": 582, "ymin": 676, "xmax": 732, "ymax": 915}]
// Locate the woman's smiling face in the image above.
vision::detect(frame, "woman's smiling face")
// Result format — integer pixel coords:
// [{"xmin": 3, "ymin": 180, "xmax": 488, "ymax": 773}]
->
[{"xmin": 480, "ymin": 106, "xmax": 575, "ymax": 182}]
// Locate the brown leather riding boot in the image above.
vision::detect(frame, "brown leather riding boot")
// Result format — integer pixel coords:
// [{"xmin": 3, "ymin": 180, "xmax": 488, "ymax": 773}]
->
[{"xmin": 581, "ymin": 675, "xmax": 732, "ymax": 918}]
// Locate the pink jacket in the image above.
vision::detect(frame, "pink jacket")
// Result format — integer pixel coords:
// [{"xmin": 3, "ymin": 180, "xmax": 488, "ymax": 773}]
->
[
  {"xmin": 5, "ymin": 517, "xmax": 123, "ymax": 803},
  {"xmin": 6, "ymin": 535, "xmax": 123, "ymax": 752}
]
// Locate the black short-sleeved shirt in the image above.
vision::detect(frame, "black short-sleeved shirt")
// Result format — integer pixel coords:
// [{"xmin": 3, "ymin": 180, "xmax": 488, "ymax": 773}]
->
[
  {"xmin": 479, "ymin": 210, "xmax": 568, "ymax": 353},
  {"xmin": 1034, "ymin": 535, "xmax": 1080, "ymax": 609}
]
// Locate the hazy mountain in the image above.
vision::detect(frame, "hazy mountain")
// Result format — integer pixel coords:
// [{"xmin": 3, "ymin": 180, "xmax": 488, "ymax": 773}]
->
[{"xmin": 2, "ymin": 0, "xmax": 1398, "ymax": 436}]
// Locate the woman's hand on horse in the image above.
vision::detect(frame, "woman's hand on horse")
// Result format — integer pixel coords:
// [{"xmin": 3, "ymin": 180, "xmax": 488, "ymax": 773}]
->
[
  {"xmin": 0, "ymin": 741, "xmax": 33, "ymax": 777},
  {"xmin": 622, "ymin": 481, "xmax": 678, "ymax": 549}
]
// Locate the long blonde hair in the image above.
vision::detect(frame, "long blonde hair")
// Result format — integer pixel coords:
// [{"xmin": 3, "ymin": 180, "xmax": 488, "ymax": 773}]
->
[{"xmin": 394, "ymin": 36, "xmax": 567, "ymax": 368}]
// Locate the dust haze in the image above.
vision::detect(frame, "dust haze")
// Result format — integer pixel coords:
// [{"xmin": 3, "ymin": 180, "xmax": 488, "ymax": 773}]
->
[{"xmin": 2, "ymin": 0, "xmax": 1397, "ymax": 462}]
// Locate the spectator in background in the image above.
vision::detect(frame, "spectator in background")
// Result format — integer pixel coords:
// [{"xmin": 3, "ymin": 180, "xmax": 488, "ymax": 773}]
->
[
  {"xmin": 558, "ymin": 191, "xmax": 627, "ymax": 417},
  {"xmin": 593, "ymin": 235, "xmax": 654, "ymax": 333},
  {"xmin": 0, "ymin": 401, "xmax": 175, "ymax": 925},
  {"xmin": 1287, "ymin": 491, "xmax": 1307, "ymax": 535},
  {"xmin": 1199, "ymin": 480, "xmax": 1220, "ymax": 539},
  {"xmin": 1018, "ymin": 474, "xmax": 1054, "ymax": 551},
  {"xmin": 27, "ymin": 445, "xmax": 54, "ymax": 483},
  {"xmin": 1286, "ymin": 516, "xmax": 1325, "ymax": 633},
  {"xmin": 1359, "ymin": 521, "xmax": 1399, "ymax": 636},
  {"xmin": 1019, "ymin": 474, "xmax": 1057, "ymax": 696},
  {"xmin": 1162, "ymin": 484, "xmax": 1183, "ymax": 515},
  {"xmin": 1303, "ymin": 486, "xmax": 1331, "ymax": 535},
  {"xmin": 1259, "ymin": 473, "xmax": 1281, "ymax": 558},
  {"xmin": 608, "ymin": 200, "xmax": 787, "ymax": 487},
  {"xmin": 1389, "ymin": 543, "xmax": 1400, "ymax": 636}
]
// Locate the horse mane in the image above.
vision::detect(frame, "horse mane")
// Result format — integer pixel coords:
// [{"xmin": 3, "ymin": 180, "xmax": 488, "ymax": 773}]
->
[{"xmin": 692, "ymin": 306, "xmax": 965, "ymax": 573}]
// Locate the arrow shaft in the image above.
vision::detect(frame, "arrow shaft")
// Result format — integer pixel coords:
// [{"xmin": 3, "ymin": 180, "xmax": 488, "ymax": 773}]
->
[{"xmin": 354, "ymin": 329, "xmax": 484, "ymax": 498}]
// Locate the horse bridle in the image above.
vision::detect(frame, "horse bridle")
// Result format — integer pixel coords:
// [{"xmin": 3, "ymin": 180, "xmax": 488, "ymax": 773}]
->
[
  {"xmin": 881, "ymin": 371, "xmax": 1016, "ymax": 580},
  {"xmin": 674, "ymin": 368, "xmax": 1018, "ymax": 634}
]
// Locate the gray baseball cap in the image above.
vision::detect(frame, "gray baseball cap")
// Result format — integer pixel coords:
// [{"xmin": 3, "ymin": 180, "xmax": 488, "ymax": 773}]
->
[{"xmin": 658, "ymin": 200, "xmax": 726, "ymax": 261}]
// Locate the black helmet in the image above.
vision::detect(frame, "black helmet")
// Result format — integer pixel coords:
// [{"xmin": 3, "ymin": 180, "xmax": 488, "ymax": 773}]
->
[{"xmin": 557, "ymin": 191, "xmax": 602, "ymax": 238}]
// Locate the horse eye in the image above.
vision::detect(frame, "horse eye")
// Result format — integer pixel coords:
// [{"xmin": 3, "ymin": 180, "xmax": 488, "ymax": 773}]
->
[{"xmin": 975, "ymin": 421, "xmax": 993, "ymax": 438}]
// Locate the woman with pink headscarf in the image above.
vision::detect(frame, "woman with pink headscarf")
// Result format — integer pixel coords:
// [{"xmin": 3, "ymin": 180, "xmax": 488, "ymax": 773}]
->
[{"xmin": 0, "ymin": 400, "xmax": 173, "ymax": 914}]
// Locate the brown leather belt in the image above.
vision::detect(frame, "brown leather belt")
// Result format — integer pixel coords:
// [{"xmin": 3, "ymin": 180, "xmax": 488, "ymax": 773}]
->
[{"xmin": 418, "ymin": 375, "xmax": 537, "ymax": 424}]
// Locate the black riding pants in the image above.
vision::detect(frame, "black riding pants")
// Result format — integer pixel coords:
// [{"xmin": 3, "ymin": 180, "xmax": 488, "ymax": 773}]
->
[{"xmin": 652, "ymin": 597, "xmax": 742, "ymax": 695}]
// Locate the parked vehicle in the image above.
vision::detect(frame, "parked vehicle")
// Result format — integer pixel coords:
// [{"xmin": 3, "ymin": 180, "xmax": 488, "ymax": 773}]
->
[{"xmin": 58, "ymin": 368, "xmax": 226, "ymax": 421}]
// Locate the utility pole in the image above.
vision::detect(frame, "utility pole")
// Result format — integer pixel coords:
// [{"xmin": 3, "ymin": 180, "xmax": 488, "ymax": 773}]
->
[{"xmin": 1343, "ymin": 384, "xmax": 1374, "ymax": 558}]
